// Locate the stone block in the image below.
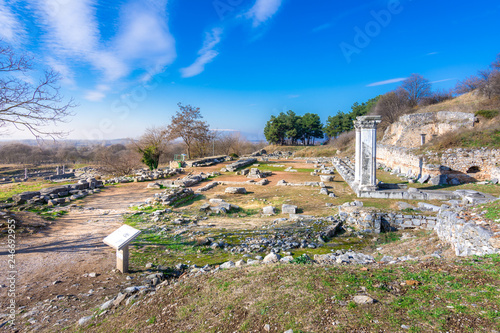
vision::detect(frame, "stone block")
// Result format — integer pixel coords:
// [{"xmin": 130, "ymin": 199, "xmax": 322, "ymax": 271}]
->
[
  {"xmin": 320, "ymin": 175, "xmax": 335, "ymax": 182},
  {"xmin": 281, "ymin": 204, "xmax": 297, "ymax": 214},
  {"xmin": 262, "ymin": 206, "xmax": 276, "ymax": 215},
  {"xmin": 225, "ymin": 187, "xmax": 247, "ymax": 194}
]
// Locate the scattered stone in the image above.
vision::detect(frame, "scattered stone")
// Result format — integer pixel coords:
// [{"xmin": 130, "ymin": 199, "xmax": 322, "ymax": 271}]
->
[
  {"xmin": 220, "ymin": 261, "xmax": 235, "ymax": 269},
  {"xmin": 262, "ymin": 206, "xmax": 276, "ymax": 215},
  {"xmin": 418, "ymin": 174, "xmax": 430, "ymax": 184},
  {"xmin": 320, "ymin": 175, "xmax": 335, "ymax": 182},
  {"xmin": 281, "ymin": 204, "xmax": 297, "ymax": 214},
  {"xmin": 235, "ymin": 260, "xmax": 246, "ymax": 267},
  {"xmin": 78, "ymin": 316, "xmax": 93, "ymax": 326},
  {"xmin": 319, "ymin": 188, "xmax": 329, "ymax": 195},
  {"xmin": 100, "ymin": 299, "xmax": 115, "ymax": 310},
  {"xmin": 113, "ymin": 293, "xmax": 127, "ymax": 307},
  {"xmin": 225, "ymin": 187, "xmax": 247, "ymax": 194},
  {"xmin": 263, "ymin": 253, "xmax": 281, "ymax": 264},
  {"xmin": 353, "ymin": 295, "xmax": 375, "ymax": 304}
]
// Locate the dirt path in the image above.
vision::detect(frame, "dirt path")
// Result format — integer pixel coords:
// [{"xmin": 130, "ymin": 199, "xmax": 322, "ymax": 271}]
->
[{"xmin": 0, "ymin": 183, "xmax": 160, "ymax": 320}]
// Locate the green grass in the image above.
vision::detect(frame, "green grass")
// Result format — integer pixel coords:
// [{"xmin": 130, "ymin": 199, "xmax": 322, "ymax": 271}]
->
[
  {"xmin": 478, "ymin": 201, "xmax": 500, "ymax": 222},
  {"xmin": 92, "ymin": 255, "xmax": 500, "ymax": 333},
  {"xmin": 27, "ymin": 207, "xmax": 68, "ymax": 220},
  {"xmin": 130, "ymin": 204, "xmax": 166, "ymax": 214},
  {"xmin": 475, "ymin": 110, "xmax": 499, "ymax": 119},
  {"xmin": 0, "ymin": 180, "xmax": 75, "ymax": 201}
]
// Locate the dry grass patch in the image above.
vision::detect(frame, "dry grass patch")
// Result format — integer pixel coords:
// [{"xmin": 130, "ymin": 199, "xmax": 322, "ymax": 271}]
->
[{"xmin": 84, "ymin": 255, "xmax": 500, "ymax": 333}]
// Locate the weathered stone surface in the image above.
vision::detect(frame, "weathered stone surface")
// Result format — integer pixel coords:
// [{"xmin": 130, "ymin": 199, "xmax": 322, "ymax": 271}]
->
[
  {"xmin": 100, "ymin": 299, "xmax": 115, "ymax": 310},
  {"xmin": 235, "ymin": 260, "xmax": 246, "ymax": 267},
  {"xmin": 263, "ymin": 253, "xmax": 281, "ymax": 263},
  {"xmin": 262, "ymin": 206, "xmax": 276, "ymax": 215},
  {"xmin": 319, "ymin": 188, "xmax": 329, "ymax": 195},
  {"xmin": 225, "ymin": 187, "xmax": 247, "ymax": 194},
  {"xmin": 281, "ymin": 204, "xmax": 297, "ymax": 214},
  {"xmin": 418, "ymin": 174, "xmax": 430, "ymax": 184},
  {"xmin": 225, "ymin": 158, "xmax": 257, "ymax": 172},
  {"xmin": 78, "ymin": 316, "xmax": 93, "ymax": 326},
  {"xmin": 320, "ymin": 175, "xmax": 335, "ymax": 182},
  {"xmin": 353, "ymin": 295, "xmax": 375, "ymax": 304},
  {"xmin": 220, "ymin": 261, "xmax": 235, "ymax": 269}
]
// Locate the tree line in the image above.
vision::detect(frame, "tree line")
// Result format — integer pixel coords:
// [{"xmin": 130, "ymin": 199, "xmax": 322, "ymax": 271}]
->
[{"xmin": 263, "ymin": 111, "xmax": 323, "ymax": 145}]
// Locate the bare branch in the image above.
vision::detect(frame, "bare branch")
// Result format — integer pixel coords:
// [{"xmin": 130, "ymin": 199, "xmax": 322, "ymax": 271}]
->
[{"xmin": 0, "ymin": 41, "xmax": 75, "ymax": 140}]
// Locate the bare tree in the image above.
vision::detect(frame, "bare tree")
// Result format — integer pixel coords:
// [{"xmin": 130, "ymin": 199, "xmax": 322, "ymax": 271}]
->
[
  {"xmin": 455, "ymin": 75, "xmax": 482, "ymax": 95},
  {"xmin": 134, "ymin": 126, "xmax": 170, "ymax": 170},
  {"xmin": 400, "ymin": 74, "xmax": 431, "ymax": 107},
  {"xmin": 373, "ymin": 88, "xmax": 410, "ymax": 130},
  {"xmin": 167, "ymin": 103, "xmax": 210, "ymax": 159},
  {"xmin": 477, "ymin": 69, "xmax": 496, "ymax": 99},
  {"xmin": 0, "ymin": 42, "xmax": 75, "ymax": 139},
  {"xmin": 421, "ymin": 89, "xmax": 453, "ymax": 106},
  {"xmin": 492, "ymin": 53, "xmax": 500, "ymax": 70},
  {"xmin": 96, "ymin": 144, "xmax": 142, "ymax": 176}
]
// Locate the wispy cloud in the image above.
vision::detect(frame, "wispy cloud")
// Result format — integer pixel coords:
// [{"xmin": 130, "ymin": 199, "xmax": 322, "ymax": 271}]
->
[
  {"xmin": 288, "ymin": 94, "xmax": 300, "ymax": 99},
  {"xmin": 46, "ymin": 57, "xmax": 76, "ymax": 86},
  {"xmin": 246, "ymin": 0, "xmax": 283, "ymax": 27},
  {"xmin": 33, "ymin": 0, "xmax": 127, "ymax": 81},
  {"xmin": 84, "ymin": 84, "xmax": 110, "ymax": 102},
  {"xmin": 426, "ymin": 52, "xmax": 439, "ymax": 56},
  {"xmin": 31, "ymin": 0, "xmax": 175, "ymax": 86},
  {"xmin": 312, "ymin": 23, "xmax": 331, "ymax": 33},
  {"xmin": 0, "ymin": 0, "xmax": 25, "ymax": 43},
  {"xmin": 115, "ymin": 0, "xmax": 176, "ymax": 75},
  {"xmin": 180, "ymin": 28, "xmax": 223, "ymax": 78},
  {"xmin": 366, "ymin": 78, "xmax": 406, "ymax": 87},
  {"xmin": 431, "ymin": 78, "xmax": 456, "ymax": 84}
]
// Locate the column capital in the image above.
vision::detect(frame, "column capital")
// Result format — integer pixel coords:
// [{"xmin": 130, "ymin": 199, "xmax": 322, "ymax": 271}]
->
[{"xmin": 354, "ymin": 116, "xmax": 382, "ymax": 129}]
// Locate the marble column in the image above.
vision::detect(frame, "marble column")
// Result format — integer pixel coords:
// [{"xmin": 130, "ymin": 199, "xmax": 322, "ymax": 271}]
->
[{"xmin": 353, "ymin": 115, "xmax": 382, "ymax": 191}]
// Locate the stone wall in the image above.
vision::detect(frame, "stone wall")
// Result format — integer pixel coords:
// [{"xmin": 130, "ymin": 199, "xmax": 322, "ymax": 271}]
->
[
  {"xmin": 381, "ymin": 111, "xmax": 476, "ymax": 148},
  {"xmin": 377, "ymin": 144, "xmax": 429, "ymax": 177},
  {"xmin": 338, "ymin": 209, "xmax": 437, "ymax": 233},
  {"xmin": 377, "ymin": 144, "xmax": 500, "ymax": 181},
  {"xmin": 435, "ymin": 211, "xmax": 500, "ymax": 256},
  {"xmin": 338, "ymin": 208, "xmax": 500, "ymax": 256}
]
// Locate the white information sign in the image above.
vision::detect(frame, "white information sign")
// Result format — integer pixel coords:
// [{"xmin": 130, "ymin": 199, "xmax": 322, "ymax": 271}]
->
[{"xmin": 103, "ymin": 225, "xmax": 141, "ymax": 251}]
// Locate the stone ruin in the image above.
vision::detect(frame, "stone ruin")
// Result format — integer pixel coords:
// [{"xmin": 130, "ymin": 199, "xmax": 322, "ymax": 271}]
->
[
  {"xmin": 222, "ymin": 158, "xmax": 257, "ymax": 172},
  {"xmin": 4, "ymin": 178, "xmax": 104, "ymax": 208}
]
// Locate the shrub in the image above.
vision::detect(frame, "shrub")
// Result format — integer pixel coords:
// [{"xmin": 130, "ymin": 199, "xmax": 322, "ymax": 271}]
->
[{"xmin": 475, "ymin": 110, "xmax": 499, "ymax": 119}]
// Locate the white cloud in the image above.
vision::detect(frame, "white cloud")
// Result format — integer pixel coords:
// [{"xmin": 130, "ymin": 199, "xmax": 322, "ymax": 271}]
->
[
  {"xmin": 32, "ymin": 0, "xmax": 127, "ymax": 80},
  {"xmin": 431, "ymin": 78, "xmax": 455, "ymax": 84},
  {"xmin": 84, "ymin": 85, "xmax": 110, "ymax": 102},
  {"xmin": 312, "ymin": 23, "xmax": 331, "ymax": 33},
  {"xmin": 366, "ymin": 78, "xmax": 406, "ymax": 87},
  {"xmin": 0, "ymin": 0, "xmax": 25, "ymax": 43},
  {"xmin": 247, "ymin": 0, "xmax": 282, "ymax": 27},
  {"xmin": 287, "ymin": 94, "xmax": 300, "ymax": 98},
  {"xmin": 32, "ymin": 0, "xmax": 175, "ymax": 82},
  {"xmin": 115, "ymin": 0, "xmax": 176, "ymax": 72},
  {"xmin": 46, "ymin": 57, "xmax": 75, "ymax": 86},
  {"xmin": 180, "ymin": 28, "xmax": 223, "ymax": 78}
]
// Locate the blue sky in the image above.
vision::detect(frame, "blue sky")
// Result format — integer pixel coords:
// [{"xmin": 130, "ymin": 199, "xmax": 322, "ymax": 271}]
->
[{"xmin": 1, "ymin": 0, "xmax": 500, "ymax": 140}]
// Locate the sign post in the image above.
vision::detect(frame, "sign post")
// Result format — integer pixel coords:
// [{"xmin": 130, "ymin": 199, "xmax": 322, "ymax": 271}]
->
[{"xmin": 103, "ymin": 225, "xmax": 141, "ymax": 273}]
